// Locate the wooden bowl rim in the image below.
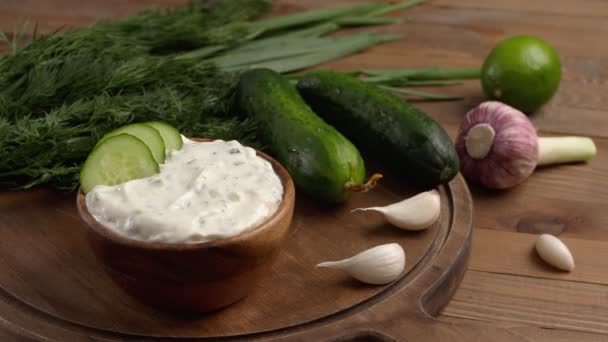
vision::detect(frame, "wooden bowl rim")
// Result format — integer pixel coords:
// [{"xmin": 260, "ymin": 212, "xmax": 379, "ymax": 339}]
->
[{"xmin": 77, "ymin": 137, "xmax": 295, "ymax": 251}]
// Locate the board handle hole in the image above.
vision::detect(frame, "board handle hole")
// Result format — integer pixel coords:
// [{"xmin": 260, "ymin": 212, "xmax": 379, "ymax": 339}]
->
[{"xmin": 328, "ymin": 330, "xmax": 396, "ymax": 342}]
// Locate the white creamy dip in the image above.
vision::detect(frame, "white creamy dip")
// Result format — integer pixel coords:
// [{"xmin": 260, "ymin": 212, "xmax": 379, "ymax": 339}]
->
[{"xmin": 86, "ymin": 138, "xmax": 283, "ymax": 243}]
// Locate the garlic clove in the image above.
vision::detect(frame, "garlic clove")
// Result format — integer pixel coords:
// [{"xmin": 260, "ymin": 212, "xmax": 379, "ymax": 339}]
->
[
  {"xmin": 317, "ymin": 243, "xmax": 406, "ymax": 285},
  {"xmin": 535, "ymin": 234, "xmax": 575, "ymax": 272},
  {"xmin": 353, "ymin": 190, "xmax": 440, "ymax": 231}
]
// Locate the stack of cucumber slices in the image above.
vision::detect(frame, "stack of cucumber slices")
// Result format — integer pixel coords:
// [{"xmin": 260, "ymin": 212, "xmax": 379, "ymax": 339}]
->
[{"xmin": 80, "ymin": 122, "xmax": 182, "ymax": 193}]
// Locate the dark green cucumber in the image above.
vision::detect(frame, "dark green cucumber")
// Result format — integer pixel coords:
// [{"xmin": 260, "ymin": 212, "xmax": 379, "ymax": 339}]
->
[
  {"xmin": 297, "ymin": 70, "xmax": 459, "ymax": 187},
  {"xmin": 235, "ymin": 68, "xmax": 366, "ymax": 204}
]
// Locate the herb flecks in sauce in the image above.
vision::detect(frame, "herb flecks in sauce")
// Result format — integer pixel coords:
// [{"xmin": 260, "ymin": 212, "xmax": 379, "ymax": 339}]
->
[{"xmin": 85, "ymin": 138, "xmax": 283, "ymax": 243}]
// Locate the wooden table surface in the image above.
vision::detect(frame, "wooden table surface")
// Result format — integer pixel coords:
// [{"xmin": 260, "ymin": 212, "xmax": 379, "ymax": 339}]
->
[{"xmin": 2, "ymin": 0, "xmax": 608, "ymax": 341}]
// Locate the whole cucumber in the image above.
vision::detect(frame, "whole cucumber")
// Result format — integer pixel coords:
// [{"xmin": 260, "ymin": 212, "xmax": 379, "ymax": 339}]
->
[
  {"xmin": 235, "ymin": 68, "xmax": 366, "ymax": 204},
  {"xmin": 297, "ymin": 70, "xmax": 459, "ymax": 187}
]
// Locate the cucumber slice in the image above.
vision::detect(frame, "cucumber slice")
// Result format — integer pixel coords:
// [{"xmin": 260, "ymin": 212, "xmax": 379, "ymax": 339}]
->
[
  {"xmin": 144, "ymin": 121, "xmax": 183, "ymax": 152},
  {"xmin": 100, "ymin": 123, "xmax": 165, "ymax": 163},
  {"xmin": 80, "ymin": 134, "xmax": 159, "ymax": 193}
]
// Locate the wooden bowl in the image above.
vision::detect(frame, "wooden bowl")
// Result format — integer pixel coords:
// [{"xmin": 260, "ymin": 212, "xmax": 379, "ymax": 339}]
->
[{"xmin": 77, "ymin": 138, "xmax": 295, "ymax": 312}]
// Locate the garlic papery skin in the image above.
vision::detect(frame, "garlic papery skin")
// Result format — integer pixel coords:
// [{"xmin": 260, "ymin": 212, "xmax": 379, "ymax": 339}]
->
[
  {"xmin": 456, "ymin": 101, "xmax": 539, "ymax": 189},
  {"xmin": 317, "ymin": 243, "xmax": 406, "ymax": 285},
  {"xmin": 535, "ymin": 234, "xmax": 574, "ymax": 272},
  {"xmin": 353, "ymin": 190, "xmax": 440, "ymax": 231}
]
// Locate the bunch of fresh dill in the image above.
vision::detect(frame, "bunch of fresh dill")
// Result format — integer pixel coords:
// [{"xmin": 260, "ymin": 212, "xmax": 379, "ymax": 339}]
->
[
  {"xmin": 0, "ymin": 0, "xmax": 474, "ymax": 191},
  {"xmin": 0, "ymin": 0, "xmax": 270, "ymax": 190}
]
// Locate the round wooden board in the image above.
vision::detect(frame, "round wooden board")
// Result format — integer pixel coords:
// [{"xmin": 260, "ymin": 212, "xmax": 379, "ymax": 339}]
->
[{"xmin": 0, "ymin": 167, "xmax": 472, "ymax": 341}]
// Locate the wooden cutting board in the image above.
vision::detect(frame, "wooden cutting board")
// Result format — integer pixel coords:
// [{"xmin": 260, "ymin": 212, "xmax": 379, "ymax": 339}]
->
[{"xmin": 0, "ymin": 158, "xmax": 472, "ymax": 341}]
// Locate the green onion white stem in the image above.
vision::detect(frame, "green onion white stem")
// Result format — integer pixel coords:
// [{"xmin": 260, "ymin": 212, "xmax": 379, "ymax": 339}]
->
[
  {"xmin": 352, "ymin": 190, "xmax": 440, "ymax": 230},
  {"xmin": 537, "ymin": 137, "xmax": 596, "ymax": 166}
]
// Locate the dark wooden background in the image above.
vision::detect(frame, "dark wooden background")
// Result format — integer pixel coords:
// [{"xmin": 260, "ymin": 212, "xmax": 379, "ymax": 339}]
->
[{"xmin": 1, "ymin": 0, "xmax": 608, "ymax": 340}]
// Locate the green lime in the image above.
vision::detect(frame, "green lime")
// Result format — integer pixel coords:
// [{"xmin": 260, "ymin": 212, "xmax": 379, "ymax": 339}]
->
[{"xmin": 481, "ymin": 35, "xmax": 561, "ymax": 113}]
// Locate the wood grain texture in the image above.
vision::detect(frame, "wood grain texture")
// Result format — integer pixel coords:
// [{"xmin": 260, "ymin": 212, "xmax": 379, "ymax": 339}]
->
[
  {"xmin": 469, "ymin": 229, "xmax": 608, "ymax": 285},
  {"xmin": 0, "ymin": 167, "xmax": 472, "ymax": 340},
  {"xmin": 444, "ymin": 270, "xmax": 608, "ymax": 334},
  {"xmin": 463, "ymin": 143, "xmax": 608, "ymax": 241},
  {"xmin": 1, "ymin": 0, "xmax": 608, "ymax": 340}
]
